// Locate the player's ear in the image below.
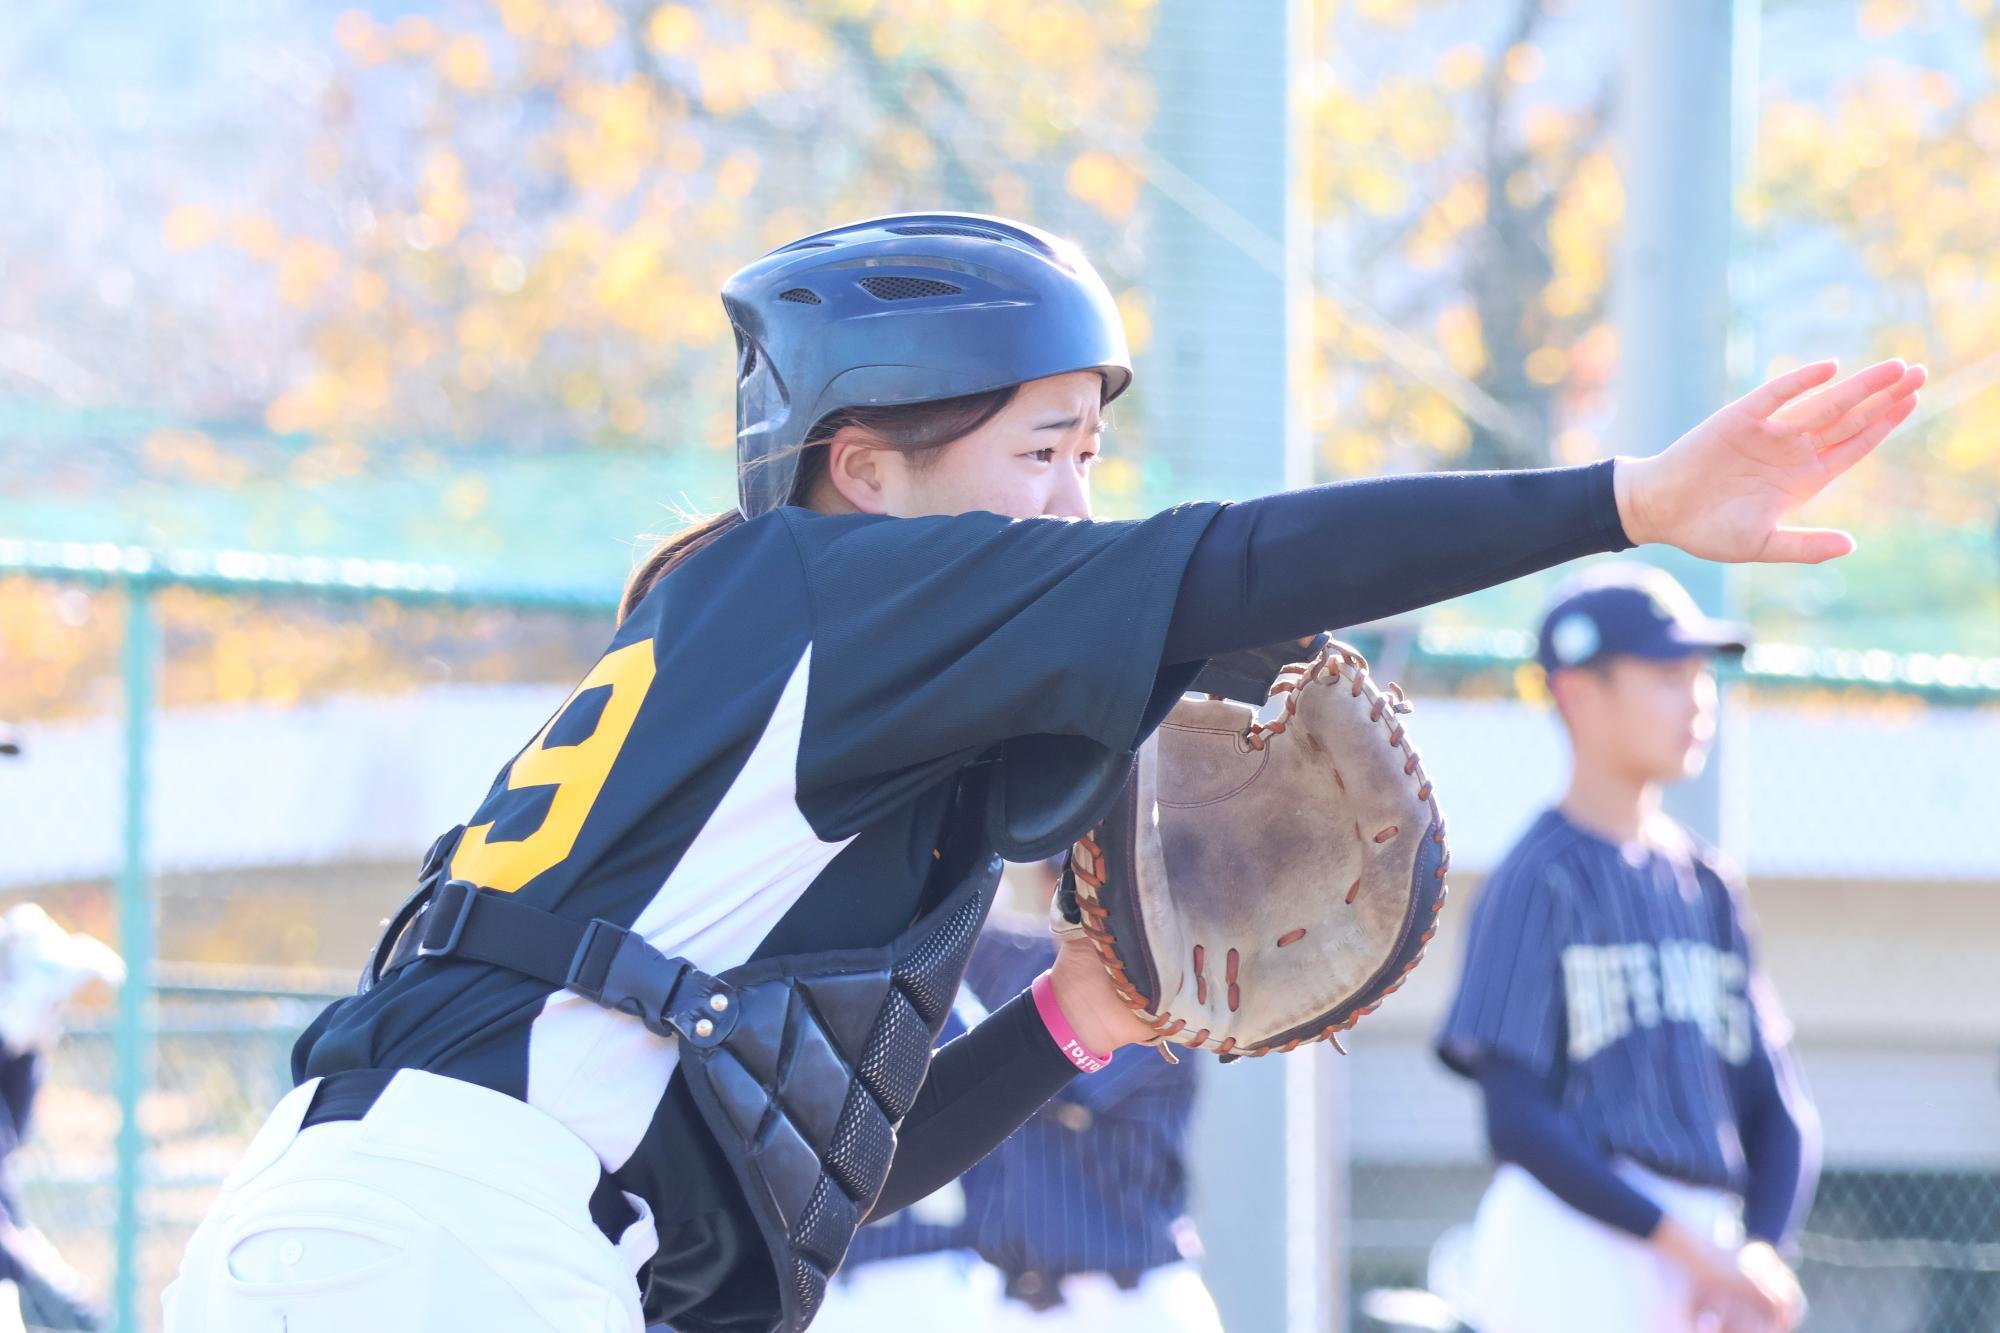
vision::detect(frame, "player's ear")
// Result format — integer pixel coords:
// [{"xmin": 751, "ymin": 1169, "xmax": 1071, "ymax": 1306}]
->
[
  {"xmin": 1546, "ymin": 665, "xmax": 1591, "ymax": 726},
  {"xmin": 823, "ymin": 425, "xmax": 893, "ymax": 515}
]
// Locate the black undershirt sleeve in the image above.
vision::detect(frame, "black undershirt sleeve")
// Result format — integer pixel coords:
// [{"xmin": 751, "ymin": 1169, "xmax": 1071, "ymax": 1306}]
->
[
  {"xmin": 865, "ymin": 463, "xmax": 1631, "ymax": 1218},
  {"xmin": 1163, "ymin": 461, "xmax": 1630, "ymax": 663},
  {"xmin": 866, "ymin": 985, "xmax": 1077, "ymax": 1221}
]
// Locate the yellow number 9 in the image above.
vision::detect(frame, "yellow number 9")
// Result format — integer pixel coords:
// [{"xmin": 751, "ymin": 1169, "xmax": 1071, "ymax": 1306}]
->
[{"xmin": 450, "ymin": 640, "xmax": 656, "ymax": 894}]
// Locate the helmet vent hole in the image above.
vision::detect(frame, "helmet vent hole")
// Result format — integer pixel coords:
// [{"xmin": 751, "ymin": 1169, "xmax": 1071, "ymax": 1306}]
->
[
  {"xmin": 858, "ymin": 275, "xmax": 963, "ymax": 301},
  {"xmin": 885, "ymin": 224, "xmax": 1005, "ymax": 239},
  {"xmin": 778, "ymin": 287, "xmax": 823, "ymax": 305}
]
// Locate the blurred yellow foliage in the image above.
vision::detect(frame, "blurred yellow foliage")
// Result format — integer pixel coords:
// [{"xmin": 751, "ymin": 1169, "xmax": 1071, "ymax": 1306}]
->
[
  {"xmin": 1502, "ymin": 42, "xmax": 1543, "ymax": 86},
  {"xmin": 646, "ymin": 3, "xmax": 701, "ymax": 53},
  {"xmin": 162, "ymin": 205, "xmax": 218, "ymax": 252},
  {"xmin": 439, "ymin": 34, "xmax": 492, "ymax": 89},
  {"xmin": 143, "ymin": 430, "xmax": 249, "ymax": 488},
  {"xmin": 0, "ymin": 584, "xmax": 613, "ymax": 723},
  {"xmin": 1435, "ymin": 305, "xmax": 1487, "ymax": 378},
  {"xmin": 1066, "ymin": 151, "xmax": 1140, "ymax": 221},
  {"xmin": 1115, "ymin": 289, "xmax": 1152, "ymax": 358},
  {"xmin": 1754, "ymin": 24, "xmax": 2000, "ymax": 512},
  {"xmin": 1524, "ymin": 346, "xmax": 1568, "ymax": 387},
  {"xmin": 197, "ymin": 0, "xmax": 1158, "ymax": 456},
  {"xmin": 277, "ymin": 241, "xmax": 343, "ymax": 308},
  {"xmin": 1860, "ymin": 0, "xmax": 1923, "ymax": 37},
  {"xmin": 227, "ymin": 215, "xmax": 281, "ymax": 261},
  {"xmin": 1408, "ymin": 175, "xmax": 1486, "ymax": 268},
  {"xmin": 393, "ymin": 16, "xmax": 439, "ymax": 55},
  {"xmin": 1311, "ymin": 4, "xmax": 1616, "ymax": 474},
  {"xmin": 1436, "ymin": 44, "xmax": 1485, "ymax": 92}
]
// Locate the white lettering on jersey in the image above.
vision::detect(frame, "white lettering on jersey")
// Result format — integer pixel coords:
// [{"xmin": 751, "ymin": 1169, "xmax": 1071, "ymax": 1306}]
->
[{"xmin": 1564, "ymin": 940, "xmax": 1752, "ymax": 1064}]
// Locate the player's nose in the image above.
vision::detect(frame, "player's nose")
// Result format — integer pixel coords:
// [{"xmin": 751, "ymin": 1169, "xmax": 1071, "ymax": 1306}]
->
[{"xmin": 1045, "ymin": 464, "xmax": 1091, "ymax": 519}]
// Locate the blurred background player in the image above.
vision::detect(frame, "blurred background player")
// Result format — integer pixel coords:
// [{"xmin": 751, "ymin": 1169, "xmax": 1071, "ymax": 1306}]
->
[
  {"xmin": 809, "ymin": 991, "xmax": 1002, "ymax": 1333},
  {"xmin": 962, "ymin": 861, "xmax": 1216, "ymax": 1333},
  {"xmin": 0, "ymin": 731, "xmax": 126, "ymax": 1333},
  {"xmin": 816, "ymin": 856, "xmax": 1217, "ymax": 1333},
  {"xmin": 1433, "ymin": 566, "xmax": 1821, "ymax": 1333}
]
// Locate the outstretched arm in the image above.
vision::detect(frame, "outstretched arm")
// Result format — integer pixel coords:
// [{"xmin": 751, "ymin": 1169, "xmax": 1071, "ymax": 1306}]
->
[{"xmin": 1163, "ymin": 359, "xmax": 1921, "ymax": 664}]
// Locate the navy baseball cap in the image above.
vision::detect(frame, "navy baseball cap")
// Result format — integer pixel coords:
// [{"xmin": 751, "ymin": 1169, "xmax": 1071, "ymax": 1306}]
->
[{"xmin": 1536, "ymin": 566, "xmax": 1748, "ymax": 673}]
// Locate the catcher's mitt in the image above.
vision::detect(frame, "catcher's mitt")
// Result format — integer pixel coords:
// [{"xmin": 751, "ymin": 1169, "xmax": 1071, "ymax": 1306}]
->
[{"xmin": 1060, "ymin": 638, "xmax": 1448, "ymax": 1060}]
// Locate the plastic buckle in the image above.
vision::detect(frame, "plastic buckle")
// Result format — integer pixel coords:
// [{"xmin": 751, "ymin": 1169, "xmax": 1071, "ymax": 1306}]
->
[
  {"xmin": 415, "ymin": 880, "xmax": 479, "ymax": 960},
  {"xmin": 566, "ymin": 920, "xmax": 733, "ymax": 1045}
]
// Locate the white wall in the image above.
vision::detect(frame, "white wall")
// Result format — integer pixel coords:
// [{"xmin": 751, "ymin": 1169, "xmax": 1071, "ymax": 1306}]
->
[
  {"xmin": 7, "ymin": 690, "xmax": 1998, "ymax": 888},
  {"xmin": 5, "ymin": 686, "xmax": 1994, "ymax": 1168},
  {"xmin": 1410, "ymin": 696, "xmax": 2000, "ymax": 881},
  {"xmin": 0, "ymin": 685, "xmax": 567, "ymax": 888}
]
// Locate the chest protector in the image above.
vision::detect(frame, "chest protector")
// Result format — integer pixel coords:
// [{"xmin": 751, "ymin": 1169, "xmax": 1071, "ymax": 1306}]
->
[{"xmin": 675, "ymin": 852, "xmax": 999, "ymax": 1329}]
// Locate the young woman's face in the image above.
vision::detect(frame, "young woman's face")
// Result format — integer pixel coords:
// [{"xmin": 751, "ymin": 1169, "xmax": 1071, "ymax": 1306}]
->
[
  {"xmin": 1560, "ymin": 654, "xmax": 1718, "ymax": 784},
  {"xmin": 828, "ymin": 372, "xmax": 1107, "ymax": 521}
]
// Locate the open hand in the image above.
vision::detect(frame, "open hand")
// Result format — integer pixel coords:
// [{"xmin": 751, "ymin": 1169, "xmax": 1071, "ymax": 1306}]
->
[
  {"xmin": 1727, "ymin": 1240, "xmax": 1807, "ymax": 1331},
  {"xmin": 1615, "ymin": 358, "xmax": 1925, "ymax": 563}
]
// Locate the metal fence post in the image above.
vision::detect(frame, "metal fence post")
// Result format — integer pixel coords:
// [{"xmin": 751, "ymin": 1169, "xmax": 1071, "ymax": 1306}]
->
[
  {"xmin": 1147, "ymin": 2, "xmax": 1326, "ymax": 1329},
  {"xmin": 114, "ymin": 577, "xmax": 157, "ymax": 1333},
  {"xmin": 1613, "ymin": 0, "xmax": 1740, "ymax": 850}
]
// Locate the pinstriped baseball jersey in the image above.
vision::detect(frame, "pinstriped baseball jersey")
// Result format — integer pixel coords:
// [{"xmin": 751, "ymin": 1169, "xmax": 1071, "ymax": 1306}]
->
[
  {"xmin": 842, "ymin": 923, "xmax": 1198, "ymax": 1280},
  {"xmin": 1436, "ymin": 808, "xmax": 1791, "ymax": 1192},
  {"xmin": 958, "ymin": 924, "xmax": 1198, "ymax": 1280}
]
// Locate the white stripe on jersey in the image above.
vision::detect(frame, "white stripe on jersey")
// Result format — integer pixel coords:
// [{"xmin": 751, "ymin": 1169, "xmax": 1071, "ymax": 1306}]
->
[{"xmin": 524, "ymin": 647, "xmax": 858, "ymax": 1168}]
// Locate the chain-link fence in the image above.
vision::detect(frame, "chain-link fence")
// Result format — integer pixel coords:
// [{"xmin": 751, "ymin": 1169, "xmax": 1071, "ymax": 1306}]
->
[
  {"xmin": 12, "ymin": 978, "xmax": 346, "ymax": 1328},
  {"xmin": 0, "ymin": 549, "xmax": 611, "ymax": 1332},
  {"xmin": 4, "ymin": 554, "xmax": 1999, "ymax": 1332},
  {"xmin": 1345, "ymin": 1102, "xmax": 2000, "ymax": 1333}
]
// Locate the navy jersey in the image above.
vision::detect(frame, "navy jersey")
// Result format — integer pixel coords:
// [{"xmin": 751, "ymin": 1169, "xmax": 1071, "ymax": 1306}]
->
[
  {"xmin": 1435, "ymin": 809, "xmax": 1793, "ymax": 1193},
  {"xmin": 296, "ymin": 503, "xmax": 1217, "ymax": 1259},
  {"xmin": 958, "ymin": 921, "xmax": 1198, "ymax": 1280}
]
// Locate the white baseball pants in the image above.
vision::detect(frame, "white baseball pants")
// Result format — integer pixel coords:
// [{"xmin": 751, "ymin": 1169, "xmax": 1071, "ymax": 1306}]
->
[{"xmin": 163, "ymin": 1070, "xmax": 649, "ymax": 1333}]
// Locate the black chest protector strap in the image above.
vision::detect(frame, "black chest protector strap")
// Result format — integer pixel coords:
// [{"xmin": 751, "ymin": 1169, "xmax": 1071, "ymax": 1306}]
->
[
  {"xmin": 364, "ymin": 827, "xmax": 740, "ymax": 1051},
  {"xmin": 378, "ymin": 877, "xmax": 742, "ymax": 1048}
]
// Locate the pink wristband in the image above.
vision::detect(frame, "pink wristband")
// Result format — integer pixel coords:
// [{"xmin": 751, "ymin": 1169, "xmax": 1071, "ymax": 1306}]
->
[{"xmin": 1031, "ymin": 971, "xmax": 1113, "ymax": 1074}]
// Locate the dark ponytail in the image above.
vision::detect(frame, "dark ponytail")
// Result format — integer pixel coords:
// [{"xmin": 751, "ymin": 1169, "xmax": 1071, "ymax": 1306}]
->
[
  {"xmin": 618, "ymin": 385, "xmax": 1019, "ymax": 624},
  {"xmin": 618, "ymin": 510, "xmax": 745, "ymax": 623}
]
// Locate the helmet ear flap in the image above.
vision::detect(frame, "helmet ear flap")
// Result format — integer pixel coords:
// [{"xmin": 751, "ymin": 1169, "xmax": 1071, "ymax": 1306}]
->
[
  {"xmin": 734, "ymin": 327, "xmax": 801, "ymax": 517},
  {"xmin": 735, "ymin": 330, "xmax": 789, "ymax": 437}
]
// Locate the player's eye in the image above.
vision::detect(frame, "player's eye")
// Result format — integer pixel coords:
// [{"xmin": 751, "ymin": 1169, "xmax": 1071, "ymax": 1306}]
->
[{"xmin": 1027, "ymin": 447, "xmax": 1058, "ymax": 464}]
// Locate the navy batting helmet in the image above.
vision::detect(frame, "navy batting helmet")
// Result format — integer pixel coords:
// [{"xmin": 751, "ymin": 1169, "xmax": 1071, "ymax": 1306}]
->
[{"xmin": 722, "ymin": 212, "xmax": 1133, "ymax": 519}]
